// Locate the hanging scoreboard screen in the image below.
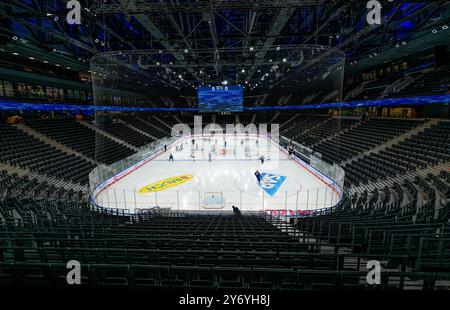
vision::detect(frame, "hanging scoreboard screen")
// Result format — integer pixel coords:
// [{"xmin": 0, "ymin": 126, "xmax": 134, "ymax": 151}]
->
[{"xmin": 198, "ymin": 86, "xmax": 244, "ymax": 113}]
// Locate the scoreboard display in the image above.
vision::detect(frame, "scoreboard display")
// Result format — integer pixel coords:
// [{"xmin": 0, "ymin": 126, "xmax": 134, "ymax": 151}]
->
[{"xmin": 198, "ymin": 86, "xmax": 243, "ymax": 113}]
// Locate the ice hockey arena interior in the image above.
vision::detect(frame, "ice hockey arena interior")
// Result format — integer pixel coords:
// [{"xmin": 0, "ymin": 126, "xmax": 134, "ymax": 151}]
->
[{"xmin": 1, "ymin": 0, "xmax": 450, "ymax": 295}]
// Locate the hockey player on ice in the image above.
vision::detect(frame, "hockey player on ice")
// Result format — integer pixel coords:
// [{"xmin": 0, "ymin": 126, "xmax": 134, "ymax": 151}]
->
[{"xmin": 254, "ymin": 170, "xmax": 262, "ymax": 184}]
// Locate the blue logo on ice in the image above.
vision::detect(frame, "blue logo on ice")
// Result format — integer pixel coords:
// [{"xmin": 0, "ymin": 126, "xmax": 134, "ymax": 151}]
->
[{"xmin": 259, "ymin": 173, "xmax": 286, "ymax": 197}]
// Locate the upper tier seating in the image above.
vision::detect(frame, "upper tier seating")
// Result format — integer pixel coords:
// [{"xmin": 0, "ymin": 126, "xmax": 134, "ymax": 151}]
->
[
  {"xmin": 27, "ymin": 119, "xmax": 135, "ymax": 165},
  {"xmin": 395, "ymin": 66, "xmax": 450, "ymax": 98},
  {"xmin": 0, "ymin": 124, "xmax": 95, "ymax": 185},
  {"xmin": 350, "ymin": 75, "xmax": 402, "ymax": 101}
]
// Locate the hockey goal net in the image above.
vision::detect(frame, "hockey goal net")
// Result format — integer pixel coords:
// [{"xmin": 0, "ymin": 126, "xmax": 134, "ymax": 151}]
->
[{"xmin": 202, "ymin": 192, "xmax": 225, "ymax": 209}]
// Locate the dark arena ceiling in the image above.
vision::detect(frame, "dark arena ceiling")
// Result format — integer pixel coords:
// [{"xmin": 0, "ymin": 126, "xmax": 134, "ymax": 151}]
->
[{"xmin": 1, "ymin": 1, "xmax": 450, "ymax": 92}]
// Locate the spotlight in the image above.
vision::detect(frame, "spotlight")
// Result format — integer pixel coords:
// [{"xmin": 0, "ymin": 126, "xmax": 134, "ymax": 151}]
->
[{"xmin": 282, "ymin": 58, "xmax": 287, "ymax": 62}]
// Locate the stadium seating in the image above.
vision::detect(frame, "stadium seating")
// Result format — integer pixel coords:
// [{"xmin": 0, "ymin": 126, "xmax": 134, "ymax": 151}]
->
[
  {"xmin": 428, "ymin": 171, "xmax": 450, "ymax": 199},
  {"xmin": 0, "ymin": 170, "xmax": 84, "ymax": 202},
  {"xmin": 394, "ymin": 66, "xmax": 450, "ymax": 98},
  {"xmin": 344, "ymin": 121, "xmax": 450, "ymax": 187},
  {"xmin": 0, "ymin": 124, "xmax": 95, "ymax": 185},
  {"xmin": 0, "ymin": 115, "xmax": 449, "ymax": 290},
  {"xmin": 294, "ymin": 118, "xmax": 358, "ymax": 147},
  {"xmin": 281, "ymin": 115, "xmax": 329, "ymax": 141},
  {"xmin": 350, "ymin": 76, "xmax": 400, "ymax": 101},
  {"xmin": 99, "ymin": 120, "xmax": 153, "ymax": 147},
  {"xmin": 121, "ymin": 115, "xmax": 171, "ymax": 139},
  {"xmin": 119, "ymin": 115, "xmax": 170, "ymax": 139},
  {"xmin": 312, "ymin": 118, "xmax": 424, "ymax": 164},
  {"xmin": 27, "ymin": 119, "xmax": 135, "ymax": 165},
  {"xmin": 0, "ymin": 193, "xmax": 448, "ymax": 289},
  {"xmin": 3, "ymin": 0, "xmax": 450, "ymax": 292}
]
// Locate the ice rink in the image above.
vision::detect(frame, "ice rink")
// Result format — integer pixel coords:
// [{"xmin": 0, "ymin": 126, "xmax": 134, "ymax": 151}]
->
[{"xmin": 93, "ymin": 135, "xmax": 342, "ymax": 214}]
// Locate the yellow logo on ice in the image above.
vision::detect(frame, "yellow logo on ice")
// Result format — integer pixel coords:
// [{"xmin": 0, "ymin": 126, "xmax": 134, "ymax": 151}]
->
[{"xmin": 139, "ymin": 174, "xmax": 194, "ymax": 193}]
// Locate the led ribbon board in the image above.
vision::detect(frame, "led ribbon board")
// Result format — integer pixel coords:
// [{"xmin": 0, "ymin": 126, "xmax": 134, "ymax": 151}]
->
[{"xmin": 1, "ymin": 94, "xmax": 449, "ymax": 111}]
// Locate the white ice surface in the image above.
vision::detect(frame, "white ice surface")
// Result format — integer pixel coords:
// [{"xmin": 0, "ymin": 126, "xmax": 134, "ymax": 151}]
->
[{"xmin": 94, "ymin": 135, "xmax": 340, "ymax": 213}]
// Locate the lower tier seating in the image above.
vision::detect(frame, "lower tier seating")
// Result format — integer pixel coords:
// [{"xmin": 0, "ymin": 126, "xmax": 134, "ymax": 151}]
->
[
  {"xmin": 313, "ymin": 118, "xmax": 424, "ymax": 164},
  {"xmin": 27, "ymin": 119, "xmax": 135, "ymax": 165},
  {"xmin": 0, "ymin": 193, "xmax": 449, "ymax": 289},
  {"xmin": 0, "ymin": 124, "xmax": 95, "ymax": 185},
  {"xmin": 344, "ymin": 121, "xmax": 450, "ymax": 187}
]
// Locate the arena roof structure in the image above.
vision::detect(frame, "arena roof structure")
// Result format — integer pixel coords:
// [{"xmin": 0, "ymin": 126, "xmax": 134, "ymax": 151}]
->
[{"xmin": 1, "ymin": 1, "xmax": 450, "ymax": 91}]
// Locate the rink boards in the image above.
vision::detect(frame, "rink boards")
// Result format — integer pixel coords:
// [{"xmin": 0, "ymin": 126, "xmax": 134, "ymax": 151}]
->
[{"xmin": 91, "ymin": 134, "xmax": 343, "ymax": 216}]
